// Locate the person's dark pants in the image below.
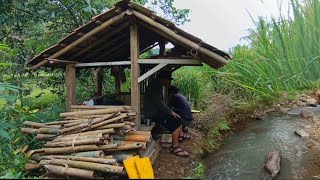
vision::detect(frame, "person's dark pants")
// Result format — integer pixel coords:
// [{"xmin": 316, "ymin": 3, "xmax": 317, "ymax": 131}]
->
[
  {"xmin": 181, "ymin": 118, "xmax": 193, "ymax": 133},
  {"xmin": 149, "ymin": 112, "xmax": 182, "ymax": 134}
]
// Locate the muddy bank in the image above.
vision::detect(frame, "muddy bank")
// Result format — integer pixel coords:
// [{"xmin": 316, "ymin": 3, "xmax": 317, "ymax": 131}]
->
[{"xmin": 153, "ymin": 129, "xmax": 202, "ymax": 179}]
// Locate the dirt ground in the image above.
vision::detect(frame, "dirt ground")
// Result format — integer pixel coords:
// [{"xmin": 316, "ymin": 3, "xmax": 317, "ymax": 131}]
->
[{"xmin": 153, "ymin": 129, "xmax": 202, "ymax": 179}]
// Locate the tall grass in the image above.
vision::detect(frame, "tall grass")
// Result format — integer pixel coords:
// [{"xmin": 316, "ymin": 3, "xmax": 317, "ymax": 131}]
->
[{"xmin": 215, "ymin": 0, "xmax": 320, "ymax": 99}]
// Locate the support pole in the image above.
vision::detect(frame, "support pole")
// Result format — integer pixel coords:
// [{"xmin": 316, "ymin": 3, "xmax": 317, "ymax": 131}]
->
[
  {"xmin": 130, "ymin": 24, "xmax": 141, "ymax": 129},
  {"xmin": 65, "ymin": 64, "xmax": 76, "ymax": 111}
]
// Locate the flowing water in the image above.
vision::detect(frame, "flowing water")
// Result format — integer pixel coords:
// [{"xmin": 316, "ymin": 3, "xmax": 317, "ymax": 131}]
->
[{"xmin": 204, "ymin": 106, "xmax": 320, "ymax": 180}]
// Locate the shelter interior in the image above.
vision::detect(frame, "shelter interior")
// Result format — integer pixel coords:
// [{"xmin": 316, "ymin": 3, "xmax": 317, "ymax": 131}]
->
[{"xmin": 27, "ymin": 0, "xmax": 230, "ymax": 130}]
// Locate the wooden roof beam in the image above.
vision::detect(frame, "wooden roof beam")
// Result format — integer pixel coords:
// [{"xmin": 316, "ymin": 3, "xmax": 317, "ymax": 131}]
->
[
  {"xmin": 132, "ymin": 10, "xmax": 228, "ymax": 68},
  {"xmin": 75, "ymin": 61, "xmax": 131, "ymax": 67},
  {"xmin": 70, "ymin": 21, "xmax": 130, "ymax": 59},
  {"xmin": 138, "ymin": 59, "xmax": 202, "ymax": 65},
  {"xmin": 31, "ymin": 10, "xmax": 128, "ymax": 70}
]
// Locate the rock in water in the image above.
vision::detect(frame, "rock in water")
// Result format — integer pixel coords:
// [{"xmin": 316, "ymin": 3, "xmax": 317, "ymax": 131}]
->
[
  {"xmin": 295, "ymin": 129, "xmax": 309, "ymax": 137},
  {"xmin": 300, "ymin": 108, "xmax": 314, "ymax": 118},
  {"xmin": 265, "ymin": 149, "xmax": 281, "ymax": 177}
]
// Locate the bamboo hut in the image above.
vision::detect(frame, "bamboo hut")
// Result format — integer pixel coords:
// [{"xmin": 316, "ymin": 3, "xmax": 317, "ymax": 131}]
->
[{"xmin": 27, "ymin": 0, "xmax": 230, "ymax": 130}]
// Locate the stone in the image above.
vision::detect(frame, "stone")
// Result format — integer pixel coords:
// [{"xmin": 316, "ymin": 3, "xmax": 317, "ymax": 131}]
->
[
  {"xmin": 279, "ymin": 107, "xmax": 291, "ymax": 114},
  {"xmin": 297, "ymin": 100, "xmax": 306, "ymax": 107},
  {"xmin": 300, "ymin": 108, "xmax": 314, "ymax": 118},
  {"xmin": 265, "ymin": 149, "xmax": 281, "ymax": 178},
  {"xmin": 306, "ymin": 98, "xmax": 317, "ymax": 107},
  {"xmin": 315, "ymin": 90, "xmax": 320, "ymax": 104},
  {"xmin": 295, "ymin": 129, "xmax": 309, "ymax": 137},
  {"xmin": 299, "ymin": 97, "xmax": 307, "ymax": 102}
]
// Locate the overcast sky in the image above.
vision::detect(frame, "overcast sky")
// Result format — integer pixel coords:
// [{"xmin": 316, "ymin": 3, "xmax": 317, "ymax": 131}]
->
[{"xmin": 173, "ymin": 0, "xmax": 292, "ymax": 51}]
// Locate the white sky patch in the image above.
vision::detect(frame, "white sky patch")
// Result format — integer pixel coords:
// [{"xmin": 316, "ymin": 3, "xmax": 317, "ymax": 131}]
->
[{"xmin": 173, "ymin": 0, "xmax": 292, "ymax": 51}]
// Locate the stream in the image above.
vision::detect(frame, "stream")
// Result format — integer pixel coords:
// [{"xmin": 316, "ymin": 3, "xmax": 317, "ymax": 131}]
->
[{"xmin": 204, "ymin": 106, "xmax": 320, "ymax": 180}]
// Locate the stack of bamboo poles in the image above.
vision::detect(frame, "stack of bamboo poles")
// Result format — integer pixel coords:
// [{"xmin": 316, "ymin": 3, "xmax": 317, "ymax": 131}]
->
[{"xmin": 21, "ymin": 107, "xmax": 152, "ymax": 179}]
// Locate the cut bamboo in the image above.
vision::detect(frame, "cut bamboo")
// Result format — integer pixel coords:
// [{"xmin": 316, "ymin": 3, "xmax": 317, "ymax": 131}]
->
[
  {"xmin": 113, "ymin": 140, "xmax": 147, "ymax": 150},
  {"xmin": 95, "ymin": 123, "xmax": 126, "ymax": 130},
  {"xmin": 53, "ymin": 133, "xmax": 103, "ymax": 142},
  {"xmin": 44, "ymin": 138, "xmax": 102, "ymax": 148},
  {"xmin": 81, "ymin": 114, "xmax": 128, "ymax": 131},
  {"xmin": 21, "ymin": 128, "xmax": 38, "ymax": 135},
  {"xmin": 74, "ymin": 151, "xmax": 104, "ymax": 158},
  {"xmin": 25, "ymin": 162, "xmax": 40, "ymax": 171},
  {"xmin": 44, "ymin": 144, "xmax": 117, "ymax": 154},
  {"xmin": 112, "ymin": 154, "xmax": 134, "ymax": 162},
  {"xmin": 51, "ymin": 156, "xmax": 117, "ymax": 164},
  {"xmin": 23, "ymin": 121, "xmax": 46, "ymax": 128},
  {"xmin": 123, "ymin": 134, "xmax": 151, "ymax": 142},
  {"xmin": 59, "ymin": 113, "xmax": 118, "ymax": 134},
  {"xmin": 38, "ymin": 128, "xmax": 60, "ymax": 134},
  {"xmin": 60, "ymin": 108, "xmax": 124, "ymax": 117},
  {"xmin": 127, "ymin": 131, "xmax": 151, "ymax": 136},
  {"xmin": 45, "ymin": 119, "xmax": 84, "ymax": 125},
  {"xmin": 44, "ymin": 164, "xmax": 96, "ymax": 179},
  {"xmin": 106, "ymin": 143, "xmax": 143, "ymax": 151},
  {"xmin": 50, "ymin": 159, "xmax": 124, "ymax": 174},
  {"xmin": 36, "ymin": 134, "xmax": 57, "ymax": 140}
]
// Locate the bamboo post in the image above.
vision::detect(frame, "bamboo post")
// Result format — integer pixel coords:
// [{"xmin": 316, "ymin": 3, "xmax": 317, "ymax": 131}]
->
[
  {"xmin": 130, "ymin": 23, "xmax": 141, "ymax": 129},
  {"xmin": 44, "ymin": 165, "xmax": 96, "ymax": 179},
  {"xmin": 60, "ymin": 108, "xmax": 124, "ymax": 117},
  {"xmin": 65, "ymin": 64, "xmax": 76, "ymax": 112},
  {"xmin": 50, "ymin": 159, "xmax": 124, "ymax": 174}
]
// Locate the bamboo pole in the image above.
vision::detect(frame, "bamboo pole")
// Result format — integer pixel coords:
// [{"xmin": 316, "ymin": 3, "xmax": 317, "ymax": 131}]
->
[
  {"xmin": 127, "ymin": 131, "xmax": 151, "ymax": 136},
  {"xmin": 70, "ymin": 105, "xmax": 131, "ymax": 110},
  {"xmin": 58, "ymin": 129, "xmax": 114, "ymax": 138},
  {"xmin": 60, "ymin": 108, "xmax": 125, "ymax": 118},
  {"xmin": 132, "ymin": 10, "xmax": 228, "ymax": 66},
  {"xmin": 25, "ymin": 162, "xmax": 40, "ymax": 171},
  {"xmin": 113, "ymin": 140, "xmax": 147, "ymax": 150},
  {"xmin": 106, "ymin": 143, "xmax": 143, "ymax": 151},
  {"xmin": 38, "ymin": 128, "xmax": 60, "ymax": 134},
  {"xmin": 95, "ymin": 123, "xmax": 125, "ymax": 130},
  {"xmin": 50, "ymin": 159, "xmax": 124, "ymax": 174},
  {"xmin": 50, "ymin": 156, "xmax": 117, "ymax": 164},
  {"xmin": 36, "ymin": 134, "xmax": 57, "ymax": 141},
  {"xmin": 23, "ymin": 121, "xmax": 46, "ymax": 128},
  {"xmin": 21, "ymin": 128, "xmax": 38, "ymax": 135},
  {"xmin": 81, "ymin": 114, "xmax": 128, "ymax": 131},
  {"xmin": 52, "ymin": 133, "xmax": 103, "ymax": 142},
  {"xmin": 44, "ymin": 165, "xmax": 96, "ymax": 179},
  {"xmin": 44, "ymin": 144, "xmax": 117, "ymax": 154},
  {"xmin": 74, "ymin": 151, "xmax": 104, "ymax": 158},
  {"xmin": 44, "ymin": 138, "xmax": 102, "ymax": 148},
  {"xmin": 59, "ymin": 113, "xmax": 119, "ymax": 134},
  {"xmin": 45, "ymin": 119, "xmax": 84, "ymax": 125}
]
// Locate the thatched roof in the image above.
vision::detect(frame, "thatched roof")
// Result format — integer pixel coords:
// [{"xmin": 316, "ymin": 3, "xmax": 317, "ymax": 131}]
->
[{"xmin": 28, "ymin": 0, "xmax": 230, "ymax": 69}]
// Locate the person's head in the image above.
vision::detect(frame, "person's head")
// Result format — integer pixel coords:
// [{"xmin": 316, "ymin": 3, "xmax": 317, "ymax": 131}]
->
[
  {"xmin": 168, "ymin": 85, "xmax": 179, "ymax": 95},
  {"xmin": 157, "ymin": 71, "xmax": 173, "ymax": 86}
]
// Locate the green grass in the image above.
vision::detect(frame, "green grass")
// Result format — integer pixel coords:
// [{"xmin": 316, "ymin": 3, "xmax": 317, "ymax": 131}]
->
[
  {"xmin": 213, "ymin": 0, "xmax": 320, "ymax": 99},
  {"xmin": 186, "ymin": 162, "xmax": 205, "ymax": 179}
]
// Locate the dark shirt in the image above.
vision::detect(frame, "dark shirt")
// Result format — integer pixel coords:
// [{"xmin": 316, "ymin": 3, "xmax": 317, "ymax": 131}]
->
[
  {"xmin": 143, "ymin": 79, "xmax": 172, "ymax": 118},
  {"xmin": 170, "ymin": 93, "xmax": 193, "ymax": 121}
]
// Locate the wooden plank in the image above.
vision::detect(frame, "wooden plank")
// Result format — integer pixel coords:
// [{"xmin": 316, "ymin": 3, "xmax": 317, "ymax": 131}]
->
[
  {"xmin": 75, "ymin": 61, "xmax": 131, "ymax": 67},
  {"xmin": 65, "ymin": 64, "xmax": 76, "ymax": 111},
  {"xmin": 138, "ymin": 63, "xmax": 167, "ymax": 83},
  {"xmin": 130, "ymin": 24, "xmax": 141, "ymax": 129},
  {"xmin": 138, "ymin": 59, "xmax": 202, "ymax": 65}
]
